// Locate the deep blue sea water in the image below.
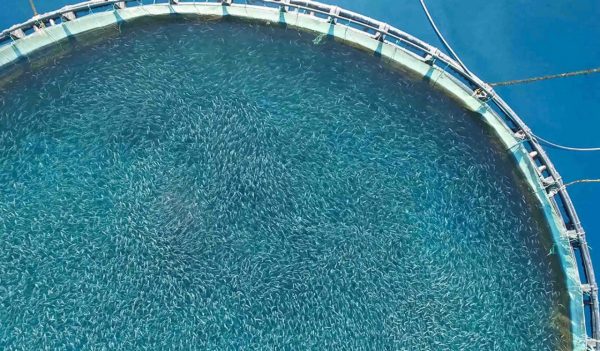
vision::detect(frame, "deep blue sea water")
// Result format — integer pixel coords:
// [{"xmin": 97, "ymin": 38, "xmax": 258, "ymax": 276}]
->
[
  {"xmin": 2, "ymin": 0, "xmax": 598, "ymax": 288},
  {"xmin": 0, "ymin": 18, "xmax": 571, "ymax": 349}
]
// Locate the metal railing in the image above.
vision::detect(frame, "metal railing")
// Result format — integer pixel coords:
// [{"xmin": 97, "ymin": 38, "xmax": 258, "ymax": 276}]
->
[{"xmin": 1, "ymin": 0, "xmax": 598, "ymax": 347}]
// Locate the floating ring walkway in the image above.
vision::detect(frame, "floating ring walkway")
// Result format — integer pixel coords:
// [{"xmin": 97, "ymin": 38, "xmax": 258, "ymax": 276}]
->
[{"xmin": 0, "ymin": 1, "xmax": 597, "ymax": 349}]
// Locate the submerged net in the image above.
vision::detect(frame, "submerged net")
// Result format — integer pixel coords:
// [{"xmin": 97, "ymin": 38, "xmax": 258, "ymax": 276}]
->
[{"xmin": 0, "ymin": 18, "xmax": 570, "ymax": 350}]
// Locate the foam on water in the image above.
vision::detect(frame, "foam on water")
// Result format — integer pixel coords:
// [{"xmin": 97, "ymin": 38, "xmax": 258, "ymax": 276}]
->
[{"xmin": 0, "ymin": 18, "xmax": 570, "ymax": 350}]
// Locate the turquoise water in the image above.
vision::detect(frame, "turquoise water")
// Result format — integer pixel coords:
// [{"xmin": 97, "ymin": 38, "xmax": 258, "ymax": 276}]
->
[
  {"xmin": 0, "ymin": 18, "xmax": 569, "ymax": 350},
  {"xmin": 5, "ymin": 0, "xmax": 599, "ymax": 296}
]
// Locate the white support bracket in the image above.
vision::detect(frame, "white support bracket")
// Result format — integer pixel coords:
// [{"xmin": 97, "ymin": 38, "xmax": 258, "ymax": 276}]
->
[
  {"xmin": 279, "ymin": 0, "xmax": 291, "ymax": 13},
  {"xmin": 328, "ymin": 6, "xmax": 340, "ymax": 24},
  {"xmin": 374, "ymin": 23, "xmax": 390, "ymax": 42},
  {"xmin": 542, "ymin": 176, "xmax": 556, "ymax": 188},
  {"xmin": 567, "ymin": 229, "xmax": 581, "ymax": 243},
  {"xmin": 9, "ymin": 28, "xmax": 26, "ymax": 40},
  {"xmin": 62, "ymin": 11, "xmax": 77, "ymax": 22},
  {"xmin": 582, "ymin": 283, "xmax": 598, "ymax": 302}
]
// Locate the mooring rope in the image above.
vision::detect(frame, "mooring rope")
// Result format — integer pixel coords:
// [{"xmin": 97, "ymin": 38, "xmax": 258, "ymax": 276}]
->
[
  {"xmin": 418, "ymin": 0, "xmax": 600, "ymax": 88},
  {"xmin": 418, "ymin": 0, "xmax": 600, "ymax": 153},
  {"xmin": 564, "ymin": 179, "xmax": 600, "ymax": 188},
  {"xmin": 418, "ymin": 0, "xmax": 472, "ymax": 76},
  {"xmin": 28, "ymin": 0, "xmax": 39, "ymax": 16},
  {"xmin": 491, "ymin": 67, "xmax": 600, "ymax": 87},
  {"xmin": 531, "ymin": 133, "xmax": 600, "ymax": 152}
]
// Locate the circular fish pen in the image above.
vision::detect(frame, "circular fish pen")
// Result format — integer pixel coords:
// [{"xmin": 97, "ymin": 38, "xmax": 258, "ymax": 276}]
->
[{"xmin": 0, "ymin": 1, "xmax": 597, "ymax": 350}]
